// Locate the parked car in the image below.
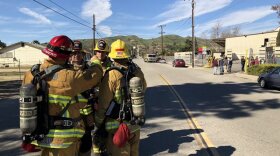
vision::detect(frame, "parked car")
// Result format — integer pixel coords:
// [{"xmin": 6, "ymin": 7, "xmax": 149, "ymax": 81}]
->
[
  {"xmin": 258, "ymin": 67, "xmax": 280, "ymax": 89},
  {"xmin": 172, "ymin": 59, "xmax": 185, "ymax": 67},
  {"xmin": 157, "ymin": 58, "xmax": 166, "ymax": 63},
  {"xmin": 144, "ymin": 54, "xmax": 157, "ymax": 62}
]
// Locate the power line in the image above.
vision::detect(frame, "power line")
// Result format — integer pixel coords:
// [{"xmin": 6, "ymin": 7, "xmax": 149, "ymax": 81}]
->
[
  {"xmin": 173, "ymin": 17, "xmax": 192, "ymax": 34},
  {"xmin": 32, "ymin": 0, "xmax": 92, "ymax": 29},
  {"xmin": 48, "ymin": 0, "xmax": 91, "ymax": 25},
  {"xmin": 96, "ymin": 31, "xmax": 103, "ymax": 38}
]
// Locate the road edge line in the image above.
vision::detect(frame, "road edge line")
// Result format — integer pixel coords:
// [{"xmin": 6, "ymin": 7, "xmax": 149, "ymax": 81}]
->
[{"xmin": 159, "ymin": 74, "xmax": 220, "ymax": 156}]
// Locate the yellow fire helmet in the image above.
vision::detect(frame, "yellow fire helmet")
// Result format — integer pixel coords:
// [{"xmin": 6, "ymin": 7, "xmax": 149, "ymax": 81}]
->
[
  {"xmin": 109, "ymin": 39, "xmax": 130, "ymax": 59},
  {"xmin": 94, "ymin": 39, "xmax": 109, "ymax": 52}
]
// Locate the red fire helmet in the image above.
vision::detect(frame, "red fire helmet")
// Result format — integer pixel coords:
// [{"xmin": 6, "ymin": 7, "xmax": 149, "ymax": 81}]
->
[{"xmin": 42, "ymin": 35, "xmax": 73, "ymax": 60}]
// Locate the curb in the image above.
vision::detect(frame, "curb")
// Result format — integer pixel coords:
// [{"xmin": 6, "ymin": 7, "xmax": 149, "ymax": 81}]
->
[{"xmin": 195, "ymin": 67, "xmax": 258, "ymax": 81}]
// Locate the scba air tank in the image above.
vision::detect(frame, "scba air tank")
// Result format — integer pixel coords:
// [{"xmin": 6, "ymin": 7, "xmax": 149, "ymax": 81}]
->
[
  {"xmin": 19, "ymin": 83, "xmax": 38, "ymax": 134},
  {"xmin": 129, "ymin": 77, "xmax": 145, "ymax": 117}
]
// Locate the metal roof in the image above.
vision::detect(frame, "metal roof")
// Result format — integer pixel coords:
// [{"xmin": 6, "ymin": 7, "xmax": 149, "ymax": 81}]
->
[{"xmin": 0, "ymin": 42, "xmax": 46, "ymax": 54}]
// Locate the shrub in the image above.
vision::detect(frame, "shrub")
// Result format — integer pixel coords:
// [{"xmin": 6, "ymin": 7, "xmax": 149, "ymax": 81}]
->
[{"xmin": 247, "ymin": 64, "xmax": 280, "ymax": 76}]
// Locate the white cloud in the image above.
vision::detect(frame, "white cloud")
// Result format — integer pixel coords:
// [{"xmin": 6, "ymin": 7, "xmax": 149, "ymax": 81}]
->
[
  {"xmin": 154, "ymin": 0, "xmax": 232, "ymax": 27},
  {"xmin": 19, "ymin": 7, "xmax": 52, "ymax": 24},
  {"xmin": 1, "ymin": 29, "xmax": 51, "ymax": 34},
  {"xmin": 240, "ymin": 19, "xmax": 279, "ymax": 35},
  {"xmin": 81, "ymin": 0, "xmax": 112, "ymax": 25},
  {"xmin": 0, "ymin": 16, "xmax": 10, "ymax": 21},
  {"xmin": 0, "ymin": 16, "xmax": 10, "ymax": 24},
  {"xmin": 98, "ymin": 25, "xmax": 112, "ymax": 36},
  {"xmin": 196, "ymin": 6, "xmax": 275, "ymax": 34},
  {"xmin": 115, "ymin": 13, "xmax": 144, "ymax": 20}
]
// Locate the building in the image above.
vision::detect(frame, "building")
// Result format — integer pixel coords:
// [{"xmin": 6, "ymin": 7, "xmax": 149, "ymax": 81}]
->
[
  {"xmin": 225, "ymin": 27, "xmax": 280, "ymax": 64},
  {"xmin": 0, "ymin": 42, "xmax": 47, "ymax": 67}
]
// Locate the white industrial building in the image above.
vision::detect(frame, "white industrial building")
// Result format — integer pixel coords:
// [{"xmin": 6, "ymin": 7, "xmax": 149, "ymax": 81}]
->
[
  {"xmin": 225, "ymin": 27, "xmax": 280, "ymax": 64},
  {"xmin": 0, "ymin": 42, "xmax": 47, "ymax": 67}
]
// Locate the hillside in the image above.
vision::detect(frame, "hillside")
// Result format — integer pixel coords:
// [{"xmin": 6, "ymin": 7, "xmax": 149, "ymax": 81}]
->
[{"xmin": 78, "ymin": 35, "xmax": 222, "ymax": 56}]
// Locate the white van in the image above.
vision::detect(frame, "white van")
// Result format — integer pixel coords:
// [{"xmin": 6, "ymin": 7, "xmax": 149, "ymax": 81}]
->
[{"xmin": 144, "ymin": 54, "xmax": 157, "ymax": 62}]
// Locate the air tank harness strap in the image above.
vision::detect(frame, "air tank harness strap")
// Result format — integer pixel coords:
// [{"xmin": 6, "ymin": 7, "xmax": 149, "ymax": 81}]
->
[{"xmin": 49, "ymin": 97, "xmax": 81, "ymax": 129}]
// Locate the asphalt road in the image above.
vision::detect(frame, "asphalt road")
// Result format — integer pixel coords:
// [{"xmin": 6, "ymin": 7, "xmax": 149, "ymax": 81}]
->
[
  {"xmin": 137, "ymin": 58, "xmax": 280, "ymax": 156},
  {"xmin": 0, "ymin": 59, "xmax": 279, "ymax": 156}
]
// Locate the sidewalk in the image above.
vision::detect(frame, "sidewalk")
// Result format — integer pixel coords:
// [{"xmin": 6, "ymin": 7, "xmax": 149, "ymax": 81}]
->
[{"xmin": 195, "ymin": 67, "xmax": 258, "ymax": 81}]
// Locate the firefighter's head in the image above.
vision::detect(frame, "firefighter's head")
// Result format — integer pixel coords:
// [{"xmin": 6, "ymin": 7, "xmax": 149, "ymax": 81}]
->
[
  {"xmin": 109, "ymin": 39, "xmax": 130, "ymax": 59},
  {"xmin": 73, "ymin": 40, "xmax": 82, "ymax": 52},
  {"xmin": 69, "ymin": 40, "xmax": 85, "ymax": 65},
  {"xmin": 94, "ymin": 39, "xmax": 109, "ymax": 61},
  {"xmin": 42, "ymin": 35, "xmax": 73, "ymax": 60}
]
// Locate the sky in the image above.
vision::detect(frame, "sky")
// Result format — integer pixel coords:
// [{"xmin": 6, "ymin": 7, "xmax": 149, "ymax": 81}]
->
[{"xmin": 0, "ymin": 0, "xmax": 279, "ymax": 45}]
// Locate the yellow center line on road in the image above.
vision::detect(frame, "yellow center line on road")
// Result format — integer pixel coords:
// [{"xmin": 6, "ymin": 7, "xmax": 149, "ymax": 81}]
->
[{"xmin": 159, "ymin": 74, "xmax": 220, "ymax": 156}]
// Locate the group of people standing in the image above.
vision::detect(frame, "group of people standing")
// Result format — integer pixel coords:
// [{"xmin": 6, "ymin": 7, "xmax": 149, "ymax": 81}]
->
[
  {"xmin": 240, "ymin": 56, "xmax": 260, "ymax": 72},
  {"xmin": 212, "ymin": 56, "xmax": 233, "ymax": 75},
  {"xmin": 21, "ymin": 35, "xmax": 146, "ymax": 156}
]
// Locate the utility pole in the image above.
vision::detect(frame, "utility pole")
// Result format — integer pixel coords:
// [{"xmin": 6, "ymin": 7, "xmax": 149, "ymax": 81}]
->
[
  {"xmin": 92, "ymin": 14, "xmax": 96, "ymax": 54},
  {"xmin": 159, "ymin": 25, "xmax": 165, "ymax": 58},
  {"xmin": 191, "ymin": 0, "xmax": 195, "ymax": 68}
]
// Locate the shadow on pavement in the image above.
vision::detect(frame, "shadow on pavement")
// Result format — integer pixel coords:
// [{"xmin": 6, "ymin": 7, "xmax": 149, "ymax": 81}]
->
[
  {"xmin": 189, "ymin": 146, "xmax": 236, "ymax": 156},
  {"xmin": 145, "ymin": 82, "xmax": 280, "ymax": 120},
  {"xmin": 0, "ymin": 80, "xmax": 21, "ymax": 99},
  {"xmin": 140, "ymin": 129, "xmax": 199, "ymax": 156}
]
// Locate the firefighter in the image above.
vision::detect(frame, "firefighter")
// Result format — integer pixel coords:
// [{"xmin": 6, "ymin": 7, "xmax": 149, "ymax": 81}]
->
[
  {"xmin": 68, "ymin": 40, "xmax": 95, "ymax": 156},
  {"xmin": 69, "ymin": 40, "xmax": 86, "ymax": 69},
  {"xmin": 90, "ymin": 39, "xmax": 112, "ymax": 156},
  {"xmin": 95, "ymin": 39, "xmax": 147, "ymax": 156},
  {"xmin": 91, "ymin": 39, "xmax": 112, "ymax": 72},
  {"xmin": 22, "ymin": 35, "xmax": 103, "ymax": 156}
]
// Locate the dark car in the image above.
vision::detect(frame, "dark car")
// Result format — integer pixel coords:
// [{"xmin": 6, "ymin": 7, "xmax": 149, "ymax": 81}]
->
[
  {"xmin": 258, "ymin": 67, "xmax": 280, "ymax": 89},
  {"xmin": 172, "ymin": 59, "xmax": 185, "ymax": 67}
]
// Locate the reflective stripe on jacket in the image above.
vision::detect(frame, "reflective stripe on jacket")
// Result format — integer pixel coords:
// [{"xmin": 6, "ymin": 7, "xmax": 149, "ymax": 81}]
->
[
  {"xmin": 23, "ymin": 58, "xmax": 103, "ymax": 149},
  {"xmin": 96, "ymin": 61, "xmax": 146, "ymax": 133}
]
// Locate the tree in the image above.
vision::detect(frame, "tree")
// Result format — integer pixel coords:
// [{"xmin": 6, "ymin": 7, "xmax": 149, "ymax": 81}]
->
[
  {"xmin": 220, "ymin": 26, "xmax": 241, "ymax": 38},
  {"xmin": 195, "ymin": 37, "xmax": 198, "ymax": 54},
  {"xmin": 0, "ymin": 40, "xmax": 6, "ymax": 48},
  {"xmin": 272, "ymin": 4, "xmax": 280, "ymax": 23},
  {"xmin": 272, "ymin": 4, "xmax": 280, "ymax": 46},
  {"xmin": 211, "ymin": 22, "xmax": 222, "ymax": 39},
  {"xmin": 232, "ymin": 26, "xmax": 241, "ymax": 36},
  {"xmin": 185, "ymin": 38, "xmax": 192, "ymax": 51},
  {"xmin": 32, "ymin": 40, "xmax": 40, "ymax": 44}
]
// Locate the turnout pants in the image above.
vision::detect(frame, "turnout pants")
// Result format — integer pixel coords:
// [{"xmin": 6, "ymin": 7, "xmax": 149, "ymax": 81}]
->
[
  {"xmin": 106, "ymin": 130, "xmax": 140, "ymax": 156},
  {"xmin": 41, "ymin": 140, "xmax": 80, "ymax": 156}
]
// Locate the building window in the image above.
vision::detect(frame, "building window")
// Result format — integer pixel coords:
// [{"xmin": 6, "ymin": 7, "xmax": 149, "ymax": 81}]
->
[{"xmin": 0, "ymin": 52, "xmax": 13, "ymax": 58}]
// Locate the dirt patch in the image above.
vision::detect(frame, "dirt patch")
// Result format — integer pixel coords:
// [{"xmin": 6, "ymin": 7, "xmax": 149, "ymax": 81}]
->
[{"xmin": 0, "ymin": 68, "xmax": 28, "ymax": 81}]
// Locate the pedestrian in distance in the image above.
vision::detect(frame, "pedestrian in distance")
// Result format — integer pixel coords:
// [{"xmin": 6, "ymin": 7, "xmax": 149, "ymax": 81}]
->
[
  {"xmin": 227, "ymin": 58, "xmax": 233, "ymax": 73},
  {"xmin": 240, "ymin": 56, "xmax": 245, "ymax": 72},
  {"xmin": 20, "ymin": 35, "xmax": 103, "ymax": 156},
  {"xmin": 224, "ymin": 57, "xmax": 228, "ymax": 72},
  {"xmin": 254, "ymin": 56, "xmax": 259, "ymax": 65},
  {"xmin": 212, "ymin": 57, "xmax": 218, "ymax": 75},
  {"xmin": 219, "ymin": 57, "xmax": 224, "ymax": 75}
]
